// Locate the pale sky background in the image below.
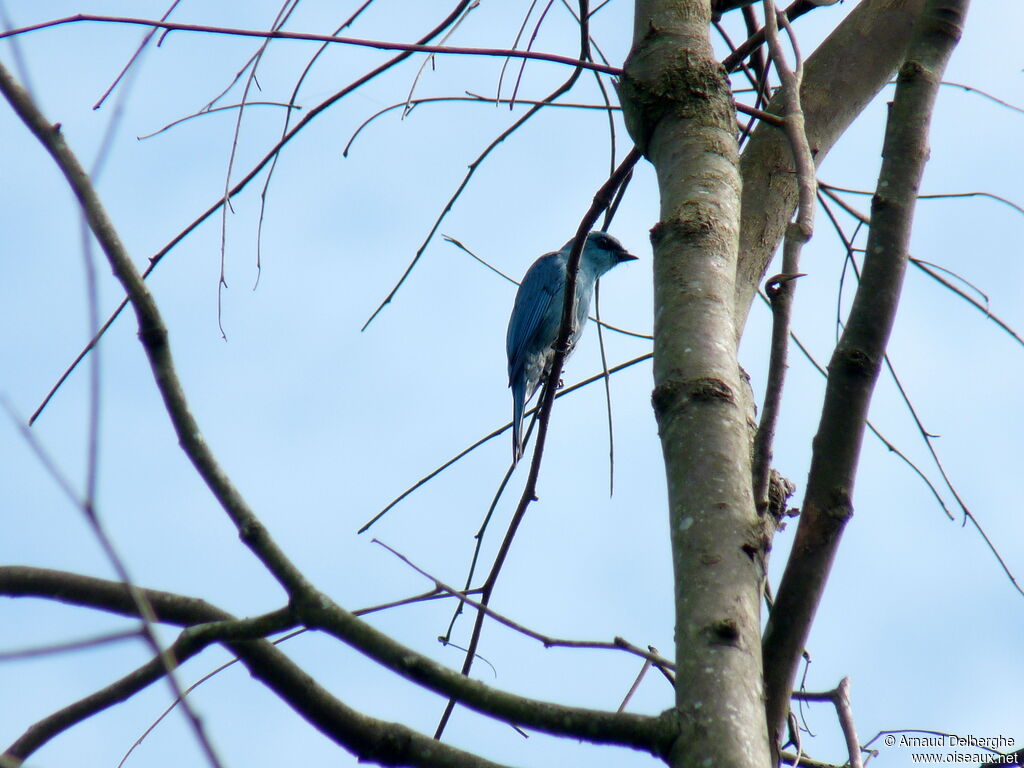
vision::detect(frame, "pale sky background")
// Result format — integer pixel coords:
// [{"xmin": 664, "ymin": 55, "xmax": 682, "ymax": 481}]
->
[{"xmin": 1, "ymin": 2, "xmax": 1022, "ymax": 767}]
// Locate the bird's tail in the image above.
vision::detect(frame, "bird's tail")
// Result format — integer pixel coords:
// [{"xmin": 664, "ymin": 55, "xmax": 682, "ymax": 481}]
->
[{"xmin": 511, "ymin": 383, "xmax": 526, "ymax": 466}]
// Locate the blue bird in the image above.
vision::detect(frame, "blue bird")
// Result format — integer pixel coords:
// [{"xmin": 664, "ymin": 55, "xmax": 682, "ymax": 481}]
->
[{"xmin": 506, "ymin": 231, "xmax": 637, "ymax": 464}]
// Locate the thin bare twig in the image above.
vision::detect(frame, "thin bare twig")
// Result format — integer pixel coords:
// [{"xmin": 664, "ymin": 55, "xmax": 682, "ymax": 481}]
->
[
  {"xmin": 617, "ymin": 653, "xmax": 654, "ymax": 713},
  {"xmin": 792, "ymin": 678, "xmax": 863, "ymax": 768},
  {"xmin": 92, "ymin": 0, "xmax": 183, "ymax": 110},
  {"xmin": 28, "ymin": 0, "xmax": 470, "ymax": 426},
  {"xmin": 752, "ymin": 0, "xmax": 815, "ymax": 510},
  {"xmin": 373, "ymin": 540, "xmax": 674, "ymax": 671},
  {"xmin": 816, "ymin": 185, "xmax": 1024, "ymax": 593},
  {"xmin": 361, "ymin": 15, "xmax": 606, "ymax": 333},
  {"xmin": 1, "ymin": 15, "xmax": 622, "ymax": 76},
  {"xmin": 138, "ymin": 101, "xmax": 299, "ymax": 139},
  {"xmin": 496, "ymin": 0, "xmax": 540, "ymax": 105},
  {"xmin": 402, "ymin": 1, "xmax": 479, "ymax": 113},
  {"xmin": 358, "ymin": 353, "xmax": 651, "ymax": 534},
  {"xmin": 0, "ymin": 629, "xmax": 143, "ymax": 661}
]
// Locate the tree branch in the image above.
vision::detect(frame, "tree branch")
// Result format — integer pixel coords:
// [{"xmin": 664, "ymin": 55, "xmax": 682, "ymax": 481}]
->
[
  {"xmin": 751, "ymin": 0, "xmax": 815, "ymax": 509},
  {"xmin": 0, "ymin": 58, "xmax": 312, "ymax": 600},
  {"xmin": 0, "ymin": 15, "xmax": 620, "ymax": 75},
  {"xmin": 3, "ymin": 567, "xmax": 631, "ymax": 768},
  {"xmin": 734, "ymin": 0, "xmax": 928, "ymax": 337},
  {"xmin": 622, "ymin": 1, "xmax": 769, "ymax": 766},
  {"xmin": 2, "ymin": 610, "xmax": 296, "ymax": 766},
  {"xmin": 762, "ymin": 0, "xmax": 970, "ymax": 745}
]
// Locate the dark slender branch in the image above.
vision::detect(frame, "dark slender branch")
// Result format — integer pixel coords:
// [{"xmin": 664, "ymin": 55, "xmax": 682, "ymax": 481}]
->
[
  {"xmin": 0, "ymin": 629, "xmax": 143, "ymax": 661},
  {"xmin": 361, "ymin": 20, "xmax": 605, "ymax": 333},
  {"xmin": 2, "ymin": 597, "xmax": 293, "ymax": 765},
  {"xmin": 2, "ymin": 60, "xmax": 318, "ymax": 596},
  {"xmin": 0, "ymin": 568, "xmax": 523, "ymax": 768},
  {"xmin": 254, "ymin": 0, "xmax": 387, "ymax": 282},
  {"xmin": 138, "ymin": 101, "xmax": 300, "ymax": 139},
  {"xmin": 92, "ymin": 0, "xmax": 183, "ymax": 110},
  {"xmin": 721, "ymin": 0, "xmax": 821, "ymax": 72},
  {"xmin": 0, "ymin": 15, "xmax": 622, "ymax": 74},
  {"xmin": 372, "ymin": 539, "xmax": 675, "ymax": 671},
  {"xmin": 751, "ymin": 0, "xmax": 815, "ymax": 509},
  {"xmin": 358, "ymin": 353, "xmax": 651, "ymax": 533},
  {"xmin": 820, "ymin": 183, "xmax": 1024, "ymax": 348},
  {"xmin": 939, "ymin": 79, "xmax": 1024, "ymax": 115},
  {"xmin": 215, "ymin": 0, "xmax": 304, "ymax": 337},
  {"xmin": 298, "ymin": 588, "xmax": 672, "ymax": 755},
  {"xmin": 792, "ymin": 678, "xmax": 863, "ymax": 768},
  {"xmin": 815, "ymin": 187, "xmax": 1024, "ymax": 593},
  {"xmin": 433, "ymin": 144, "xmax": 643, "ymax": 737},
  {"xmin": 30, "ymin": 0, "xmax": 472, "ymax": 425},
  {"xmin": 345, "ymin": 95, "xmax": 619, "ymax": 156},
  {"xmin": 762, "ymin": 0, "xmax": 970, "ymax": 744}
]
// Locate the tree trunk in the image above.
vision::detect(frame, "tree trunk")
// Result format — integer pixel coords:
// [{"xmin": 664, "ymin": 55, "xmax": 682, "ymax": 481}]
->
[{"xmin": 621, "ymin": 2, "xmax": 770, "ymax": 766}]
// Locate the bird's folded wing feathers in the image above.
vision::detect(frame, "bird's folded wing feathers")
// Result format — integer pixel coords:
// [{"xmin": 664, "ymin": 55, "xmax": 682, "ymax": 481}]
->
[{"xmin": 506, "ymin": 252, "xmax": 565, "ymax": 384}]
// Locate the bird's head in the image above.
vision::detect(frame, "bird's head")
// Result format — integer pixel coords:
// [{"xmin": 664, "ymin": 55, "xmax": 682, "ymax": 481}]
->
[{"xmin": 562, "ymin": 231, "xmax": 638, "ymax": 277}]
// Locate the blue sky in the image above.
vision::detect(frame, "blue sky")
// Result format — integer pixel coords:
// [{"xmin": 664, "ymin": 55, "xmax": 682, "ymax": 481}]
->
[{"xmin": 1, "ymin": 2, "xmax": 1022, "ymax": 766}]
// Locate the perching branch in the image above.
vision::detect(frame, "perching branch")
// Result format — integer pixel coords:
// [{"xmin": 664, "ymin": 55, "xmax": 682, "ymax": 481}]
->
[
  {"xmin": 762, "ymin": 0, "xmax": 971, "ymax": 745},
  {"xmin": 432, "ymin": 144, "xmax": 643, "ymax": 737},
  {"xmin": 7, "ymin": 59, "xmax": 623, "ymax": 762}
]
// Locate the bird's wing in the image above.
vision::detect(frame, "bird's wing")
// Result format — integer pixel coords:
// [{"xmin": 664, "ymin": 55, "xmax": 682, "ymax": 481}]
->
[{"xmin": 506, "ymin": 252, "xmax": 565, "ymax": 383}]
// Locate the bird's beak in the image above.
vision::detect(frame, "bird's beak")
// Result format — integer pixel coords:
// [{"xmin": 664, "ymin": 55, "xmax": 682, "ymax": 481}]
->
[{"xmin": 616, "ymin": 251, "xmax": 639, "ymax": 263}]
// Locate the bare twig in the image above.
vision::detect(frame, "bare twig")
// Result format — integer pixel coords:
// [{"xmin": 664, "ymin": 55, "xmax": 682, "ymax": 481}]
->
[
  {"xmin": 216, "ymin": 0, "xmax": 303, "ymax": 337},
  {"xmin": 617, "ymin": 654, "xmax": 654, "ymax": 712},
  {"xmin": 939, "ymin": 79, "xmax": 1024, "ymax": 115},
  {"xmin": 0, "ymin": 629, "xmax": 143, "ymax": 661},
  {"xmin": 1, "ymin": 15, "xmax": 622, "ymax": 76},
  {"xmin": 752, "ymin": 0, "xmax": 816, "ymax": 510},
  {"xmin": 815, "ymin": 186, "xmax": 1024, "ymax": 593},
  {"xmin": 358, "ymin": 353, "xmax": 651, "ymax": 533},
  {"xmin": 0, "ymin": 54, "xmax": 312, "ymax": 600},
  {"xmin": 361, "ymin": 14, "xmax": 605, "ymax": 333},
  {"xmin": 793, "ymin": 678, "xmax": 863, "ymax": 768},
  {"xmin": 373, "ymin": 539, "xmax": 675, "ymax": 672},
  {"xmin": 92, "ymin": 0, "xmax": 183, "ymax": 110},
  {"xmin": 138, "ymin": 101, "xmax": 299, "ymax": 139}
]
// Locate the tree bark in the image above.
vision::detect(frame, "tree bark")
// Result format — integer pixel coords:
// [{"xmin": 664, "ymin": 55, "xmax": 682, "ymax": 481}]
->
[
  {"xmin": 735, "ymin": 0, "xmax": 927, "ymax": 337},
  {"xmin": 621, "ymin": 2, "xmax": 770, "ymax": 766}
]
